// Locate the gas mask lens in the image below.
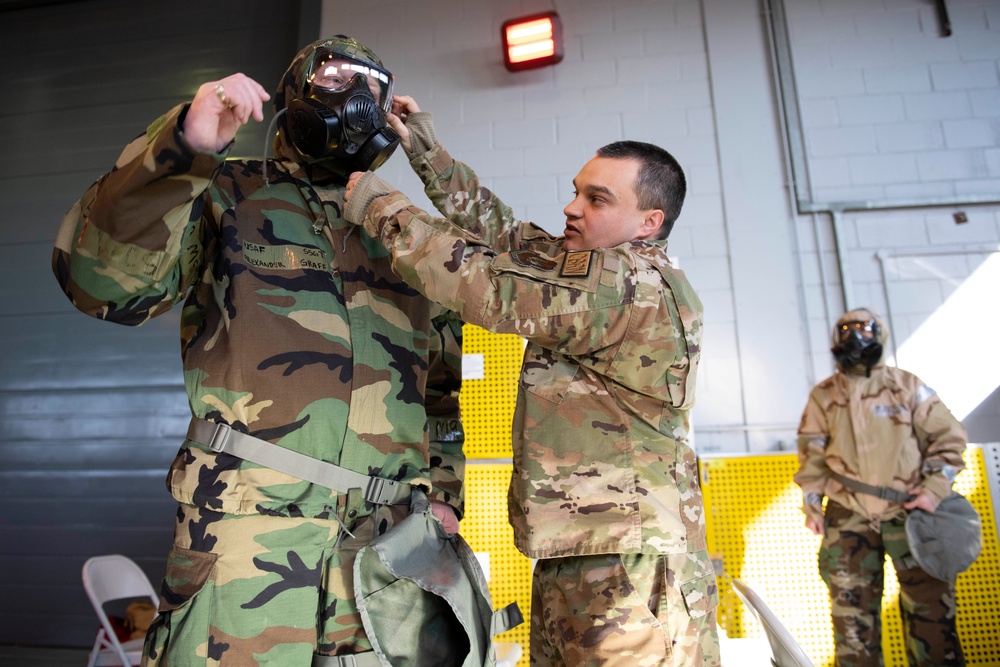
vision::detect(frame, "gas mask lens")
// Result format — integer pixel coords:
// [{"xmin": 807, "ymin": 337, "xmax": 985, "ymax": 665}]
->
[
  {"xmin": 838, "ymin": 320, "xmax": 875, "ymax": 342},
  {"xmin": 308, "ymin": 54, "xmax": 393, "ymax": 113}
]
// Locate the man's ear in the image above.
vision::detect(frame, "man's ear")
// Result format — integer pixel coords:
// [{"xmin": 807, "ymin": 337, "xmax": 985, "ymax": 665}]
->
[{"xmin": 639, "ymin": 209, "xmax": 665, "ymax": 239}]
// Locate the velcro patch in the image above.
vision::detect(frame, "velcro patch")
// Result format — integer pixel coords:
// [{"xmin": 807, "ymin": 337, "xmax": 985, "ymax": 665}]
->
[
  {"xmin": 872, "ymin": 404, "xmax": 907, "ymax": 417},
  {"xmin": 560, "ymin": 250, "xmax": 594, "ymax": 277},
  {"xmin": 510, "ymin": 249, "xmax": 558, "ymax": 272}
]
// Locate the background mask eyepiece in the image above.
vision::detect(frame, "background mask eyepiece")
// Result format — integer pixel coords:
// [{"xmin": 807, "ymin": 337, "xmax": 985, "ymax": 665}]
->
[{"xmin": 837, "ymin": 319, "xmax": 877, "ymax": 343}]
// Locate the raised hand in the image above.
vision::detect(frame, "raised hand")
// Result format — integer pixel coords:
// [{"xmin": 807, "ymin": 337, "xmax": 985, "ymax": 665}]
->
[
  {"xmin": 183, "ymin": 73, "xmax": 271, "ymax": 153},
  {"xmin": 386, "ymin": 94, "xmax": 422, "ymax": 152}
]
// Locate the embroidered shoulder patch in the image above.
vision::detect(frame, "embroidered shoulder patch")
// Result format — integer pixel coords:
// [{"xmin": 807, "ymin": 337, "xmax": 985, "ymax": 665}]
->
[
  {"xmin": 510, "ymin": 249, "xmax": 558, "ymax": 272},
  {"xmin": 560, "ymin": 250, "xmax": 594, "ymax": 277}
]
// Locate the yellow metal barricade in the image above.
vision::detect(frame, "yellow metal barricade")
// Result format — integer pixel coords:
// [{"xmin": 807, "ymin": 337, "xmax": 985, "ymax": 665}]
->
[
  {"xmin": 701, "ymin": 449, "xmax": 1000, "ymax": 667},
  {"xmin": 458, "ymin": 325, "xmax": 1000, "ymax": 667}
]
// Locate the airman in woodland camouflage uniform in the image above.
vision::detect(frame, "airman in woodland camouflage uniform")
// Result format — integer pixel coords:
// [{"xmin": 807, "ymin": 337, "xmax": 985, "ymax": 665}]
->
[
  {"xmin": 794, "ymin": 308, "xmax": 967, "ymax": 666},
  {"xmin": 53, "ymin": 37, "xmax": 466, "ymax": 665},
  {"xmin": 344, "ymin": 98, "xmax": 720, "ymax": 666}
]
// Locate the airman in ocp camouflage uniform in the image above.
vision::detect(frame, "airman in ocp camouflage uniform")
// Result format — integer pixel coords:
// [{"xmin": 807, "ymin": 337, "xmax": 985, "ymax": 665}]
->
[
  {"xmin": 344, "ymin": 101, "xmax": 720, "ymax": 666},
  {"xmin": 52, "ymin": 36, "xmax": 466, "ymax": 665},
  {"xmin": 794, "ymin": 308, "xmax": 967, "ymax": 666}
]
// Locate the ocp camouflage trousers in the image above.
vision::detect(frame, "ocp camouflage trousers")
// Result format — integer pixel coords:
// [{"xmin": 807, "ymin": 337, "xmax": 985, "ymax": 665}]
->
[
  {"xmin": 142, "ymin": 493, "xmax": 409, "ymax": 666},
  {"xmin": 819, "ymin": 502, "xmax": 964, "ymax": 667},
  {"xmin": 529, "ymin": 550, "xmax": 720, "ymax": 667}
]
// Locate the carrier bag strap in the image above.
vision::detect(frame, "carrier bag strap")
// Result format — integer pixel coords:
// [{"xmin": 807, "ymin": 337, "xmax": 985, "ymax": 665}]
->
[
  {"xmin": 831, "ymin": 471, "xmax": 915, "ymax": 504},
  {"xmin": 187, "ymin": 418, "xmax": 411, "ymax": 505},
  {"xmin": 312, "ymin": 652, "xmax": 382, "ymax": 667},
  {"xmin": 492, "ymin": 602, "xmax": 524, "ymax": 636}
]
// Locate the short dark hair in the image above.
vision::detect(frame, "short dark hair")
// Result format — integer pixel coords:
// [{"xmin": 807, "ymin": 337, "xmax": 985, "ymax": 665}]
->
[{"xmin": 596, "ymin": 141, "xmax": 686, "ymax": 240}]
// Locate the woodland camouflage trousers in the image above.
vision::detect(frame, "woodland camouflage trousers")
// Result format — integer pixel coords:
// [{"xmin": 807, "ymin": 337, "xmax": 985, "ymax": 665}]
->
[
  {"xmin": 142, "ymin": 493, "xmax": 408, "ymax": 666},
  {"xmin": 819, "ymin": 501, "xmax": 964, "ymax": 667}
]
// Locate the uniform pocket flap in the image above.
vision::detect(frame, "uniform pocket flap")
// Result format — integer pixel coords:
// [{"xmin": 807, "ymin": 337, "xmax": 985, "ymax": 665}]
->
[
  {"xmin": 680, "ymin": 572, "xmax": 719, "ymax": 620},
  {"xmin": 158, "ymin": 546, "xmax": 217, "ymax": 613}
]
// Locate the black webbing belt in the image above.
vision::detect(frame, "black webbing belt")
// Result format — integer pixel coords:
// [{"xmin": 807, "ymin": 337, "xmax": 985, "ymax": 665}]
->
[{"xmin": 831, "ymin": 471, "xmax": 916, "ymax": 503}]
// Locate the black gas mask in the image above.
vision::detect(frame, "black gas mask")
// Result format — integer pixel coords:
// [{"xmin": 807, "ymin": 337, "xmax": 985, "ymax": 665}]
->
[
  {"xmin": 831, "ymin": 319, "xmax": 883, "ymax": 376},
  {"xmin": 287, "ymin": 49, "xmax": 400, "ymax": 178}
]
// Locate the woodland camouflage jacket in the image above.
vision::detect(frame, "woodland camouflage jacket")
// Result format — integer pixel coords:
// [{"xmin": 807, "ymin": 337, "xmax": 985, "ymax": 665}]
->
[
  {"xmin": 346, "ymin": 114, "xmax": 707, "ymax": 558},
  {"xmin": 794, "ymin": 309, "xmax": 966, "ymax": 528},
  {"xmin": 51, "ymin": 59, "xmax": 465, "ymax": 520}
]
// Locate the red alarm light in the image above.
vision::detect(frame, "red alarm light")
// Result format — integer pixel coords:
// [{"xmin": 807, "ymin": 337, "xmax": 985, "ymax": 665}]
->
[{"xmin": 501, "ymin": 12, "xmax": 564, "ymax": 72}]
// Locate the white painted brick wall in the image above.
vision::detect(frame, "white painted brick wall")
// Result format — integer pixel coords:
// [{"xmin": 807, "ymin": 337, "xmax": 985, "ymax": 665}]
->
[
  {"xmin": 807, "ymin": 126, "xmax": 877, "ymax": 157},
  {"xmin": 986, "ymin": 148, "xmax": 1000, "ymax": 174},
  {"xmin": 889, "ymin": 278, "xmax": 946, "ymax": 315},
  {"xmin": 796, "ymin": 66, "xmax": 867, "ymax": 98},
  {"xmin": 931, "ymin": 60, "xmax": 999, "ymax": 89},
  {"xmin": 917, "ymin": 150, "xmax": 990, "ymax": 180},
  {"xmin": 808, "ymin": 157, "xmax": 853, "ymax": 189},
  {"xmin": 970, "ymin": 89, "xmax": 1000, "ymax": 116},
  {"xmin": 902, "ymin": 91, "xmax": 971, "ymax": 121},
  {"xmin": 838, "ymin": 95, "xmax": 905, "ymax": 125},
  {"xmin": 810, "ymin": 183, "xmax": 885, "ymax": 203},
  {"xmin": 863, "ymin": 64, "xmax": 932, "ymax": 94},
  {"xmin": 891, "ymin": 35, "xmax": 961, "ymax": 64},
  {"xmin": 799, "ymin": 98, "xmax": 840, "ymax": 128},
  {"xmin": 690, "ymin": 223, "xmax": 729, "ymax": 258},
  {"xmin": 789, "ymin": 0, "xmax": 1000, "ymax": 203},
  {"xmin": 944, "ymin": 118, "xmax": 1000, "ymax": 148},
  {"xmin": 927, "ymin": 210, "xmax": 1000, "ymax": 244},
  {"xmin": 849, "ymin": 154, "xmax": 919, "ymax": 185},
  {"xmin": 875, "ymin": 122, "xmax": 944, "ymax": 153},
  {"xmin": 884, "ymin": 181, "xmax": 960, "ymax": 199},
  {"xmin": 681, "ymin": 194, "xmax": 725, "ymax": 229}
]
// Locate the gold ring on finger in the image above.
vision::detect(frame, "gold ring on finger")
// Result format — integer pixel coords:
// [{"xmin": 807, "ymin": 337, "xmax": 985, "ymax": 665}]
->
[{"xmin": 215, "ymin": 83, "xmax": 234, "ymax": 109}]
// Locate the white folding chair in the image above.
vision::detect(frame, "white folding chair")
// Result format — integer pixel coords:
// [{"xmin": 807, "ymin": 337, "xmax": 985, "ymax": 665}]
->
[
  {"xmin": 731, "ymin": 578, "xmax": 814, "ymax": 667},
  {"xmin": 718, "ymin": 623, "xmax": 774, "ymax": 666},
  {"xmin": 82, "ymin": 554, "xmax": 158, "ymax": 667}
]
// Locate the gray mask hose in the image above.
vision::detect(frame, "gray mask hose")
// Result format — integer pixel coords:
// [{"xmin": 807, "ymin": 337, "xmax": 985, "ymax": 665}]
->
[{"xmin": 261, "ymin": 108, "xmax": 286, "ymax": 187}]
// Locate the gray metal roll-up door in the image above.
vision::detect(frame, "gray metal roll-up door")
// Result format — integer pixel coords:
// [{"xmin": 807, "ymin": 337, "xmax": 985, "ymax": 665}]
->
[{"xmin": 0, "ymin": 0, "xmax": 316, "ymax": 647}]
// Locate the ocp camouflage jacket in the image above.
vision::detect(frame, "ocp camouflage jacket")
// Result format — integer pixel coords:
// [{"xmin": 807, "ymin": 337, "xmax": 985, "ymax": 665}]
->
[
  {"xmin": 51, "ymin": 102, "xmax": 465, "ymax": 520},
  {"xmin": 346, "ymin": 115, "xmax": 707, "ymax": 558}
]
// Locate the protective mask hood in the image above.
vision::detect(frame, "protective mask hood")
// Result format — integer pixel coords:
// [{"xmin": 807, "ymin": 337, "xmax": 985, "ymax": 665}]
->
[{"xmin": 271, "ymin": 35, "xmax": 398, "ymax": 181}]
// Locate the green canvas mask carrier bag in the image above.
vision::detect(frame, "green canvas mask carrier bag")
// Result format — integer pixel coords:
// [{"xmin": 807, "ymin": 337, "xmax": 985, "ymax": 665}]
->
[
  {"xmin": 353, "ymin": 490, "xmax": 523, "ymax": 667},
  {"xmin": 185, "ymin": 419, "xmax": 522, "ymax": 666}
]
